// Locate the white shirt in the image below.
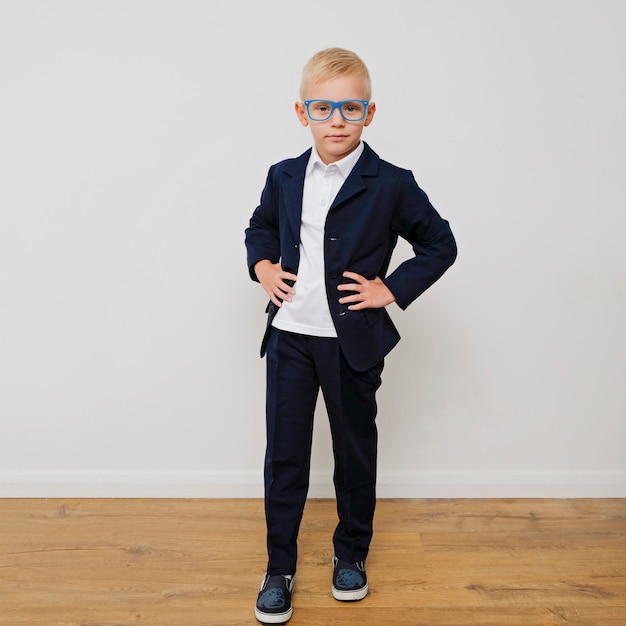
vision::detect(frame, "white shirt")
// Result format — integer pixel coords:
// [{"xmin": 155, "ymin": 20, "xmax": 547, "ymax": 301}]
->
[{"xmin": 272, "ymin": 142, "xmax": 364, "ymax": 337}]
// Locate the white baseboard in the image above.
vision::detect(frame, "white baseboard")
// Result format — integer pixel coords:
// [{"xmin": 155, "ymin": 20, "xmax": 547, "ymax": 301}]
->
[{"xmin": 1, "ymin": 469, "xmax": 625, "ymax": 498}]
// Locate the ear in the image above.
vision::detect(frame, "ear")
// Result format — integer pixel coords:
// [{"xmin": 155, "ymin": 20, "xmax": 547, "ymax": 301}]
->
[
  {"xmin": 295, "ymin": 101, "xmax": 309, "ymax": 127},
  {"xmin": 364, "ymin": 101, "xmax": 376, "ymax": 127}
]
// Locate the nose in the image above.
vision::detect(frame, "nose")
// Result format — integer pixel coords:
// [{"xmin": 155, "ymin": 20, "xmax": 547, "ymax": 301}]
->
[{"xmin": 330, "ymin": 107, "xmax": 345, "ymax": 125}]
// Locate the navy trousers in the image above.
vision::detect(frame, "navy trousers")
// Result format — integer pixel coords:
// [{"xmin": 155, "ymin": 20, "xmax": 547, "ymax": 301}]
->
[{"xmin": 264, "ymin": 327, "xmax": 384, "ymax": 576}]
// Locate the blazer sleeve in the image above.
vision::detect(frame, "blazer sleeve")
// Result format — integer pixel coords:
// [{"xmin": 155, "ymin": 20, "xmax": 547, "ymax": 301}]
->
[
  {"xmin": 383, "ymin": 169, "xmax": 457, "ymax": 309},
  {"xmin": 244, "ymin": 165, "xmax": 281, "ymax": 282}
]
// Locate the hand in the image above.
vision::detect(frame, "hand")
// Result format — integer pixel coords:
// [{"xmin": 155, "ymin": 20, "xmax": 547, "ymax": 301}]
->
[
  {"xmin": 254, "ymin": 260, "xmax": 297, "ymax": 307},
  {"xmin": 337, "ymin": 271, "xmax": 396, "ymax": 310}
]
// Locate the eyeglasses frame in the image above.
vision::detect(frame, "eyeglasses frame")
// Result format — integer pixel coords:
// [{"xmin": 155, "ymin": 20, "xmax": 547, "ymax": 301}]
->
[{"xmin": 303, "ymin": 99, "xmax": 370, "ymax": 123}]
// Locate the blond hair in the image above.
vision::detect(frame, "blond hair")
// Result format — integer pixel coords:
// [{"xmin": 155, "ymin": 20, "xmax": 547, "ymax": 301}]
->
[{"xmin": 300, "ymin": 47, "xmax": 372, "ymax": 100}]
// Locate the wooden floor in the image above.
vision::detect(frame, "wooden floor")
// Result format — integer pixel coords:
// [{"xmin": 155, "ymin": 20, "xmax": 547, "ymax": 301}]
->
[{"xmin": 0, "ymin": 499, "xmax": 624, "ymax": 626}]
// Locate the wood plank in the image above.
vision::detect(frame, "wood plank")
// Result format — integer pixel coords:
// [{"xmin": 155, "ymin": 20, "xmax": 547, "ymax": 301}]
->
[{"xmin": 0, "ymin": 498, "xmax": 624, "ymax": 625}]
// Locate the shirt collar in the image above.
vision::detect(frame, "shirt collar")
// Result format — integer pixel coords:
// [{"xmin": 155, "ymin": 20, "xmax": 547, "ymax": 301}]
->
[{"xmin": 307, "ymin": 141, "xmax": 364, "ymax": 178}]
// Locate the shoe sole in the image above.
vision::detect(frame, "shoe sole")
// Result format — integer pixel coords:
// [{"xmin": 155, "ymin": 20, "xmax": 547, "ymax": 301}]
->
[
  {"xmin": 332, "ymin": 582, "xmax": 368, "ymax": 601},
  {"xmin": 254, "ymin": 606, "xmax": 293, "ymax": 623}
]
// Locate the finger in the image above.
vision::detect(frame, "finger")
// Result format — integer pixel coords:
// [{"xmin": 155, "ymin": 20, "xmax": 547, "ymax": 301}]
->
[
  {"xmin": 267, "ymin": 282, "xmax": 293, "ymax": 303},
  {"xmin": 342, "ymin": 271, "xmax": 365, "ymax": 283},
  {"xmin": 337, "ymin": 282, "xmax": 362, "ymax": 292},
  {"xmin": 276, "ymin": 287, "xmax": 293, "ymax": 302},
  {"xmin": 338, "ymin": 293, "xmax": 365, "ymax": 304},
  {"xmin": 268, "ymin": 292, "xmax": 283, "ymax": 307}
]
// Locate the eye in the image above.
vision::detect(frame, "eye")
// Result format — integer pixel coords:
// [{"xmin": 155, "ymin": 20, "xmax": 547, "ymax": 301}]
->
[{"xmin": 344, "ymin": 102, "xmax": 363, "ymax": 113}]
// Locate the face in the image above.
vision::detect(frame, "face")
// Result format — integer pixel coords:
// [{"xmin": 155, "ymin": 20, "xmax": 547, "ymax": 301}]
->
[{"xmin": 295, "ymin": 74, "xmax": 376, "ymax": 165}]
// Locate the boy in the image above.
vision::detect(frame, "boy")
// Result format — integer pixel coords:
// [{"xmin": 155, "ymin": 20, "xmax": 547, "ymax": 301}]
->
[{"xmin": 245, "ymin": 48, "xmax": 456, "ymax": 623}]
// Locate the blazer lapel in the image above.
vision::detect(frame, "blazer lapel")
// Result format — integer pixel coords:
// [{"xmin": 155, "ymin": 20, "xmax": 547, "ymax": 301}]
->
[
  {"xmin": 330, "ymin": 142, "xmax": 380, "ymax": 210},
  {"xmin": 282, "ymin": 150, "xmax": 309, "ymax": 242},
  {"xmin": 280, "ymin": 144, "xmax": 381, "ymax": 237}
]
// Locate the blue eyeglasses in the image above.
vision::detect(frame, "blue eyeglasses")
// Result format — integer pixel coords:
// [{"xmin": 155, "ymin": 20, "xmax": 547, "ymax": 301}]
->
[{"xmin": 304, "ymin": 100, "xmax": 369, "ymax": 122}]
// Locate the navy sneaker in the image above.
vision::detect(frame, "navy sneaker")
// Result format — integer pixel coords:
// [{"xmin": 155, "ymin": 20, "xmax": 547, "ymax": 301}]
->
[
  {"xmin": 331, "ymin": 556, "xmax": 368, "ymax": 601},
  {"xmin": 255, "ymin": 572, "xmax": 295, "ymax": 623}
]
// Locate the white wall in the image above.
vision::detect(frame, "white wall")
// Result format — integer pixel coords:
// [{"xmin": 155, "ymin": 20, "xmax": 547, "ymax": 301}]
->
[{"xmin": 1, "ymin": 0, "xmax": 624, "ymax": 498}]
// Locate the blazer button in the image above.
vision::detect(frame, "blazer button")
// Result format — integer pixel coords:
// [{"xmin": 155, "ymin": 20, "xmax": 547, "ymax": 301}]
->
[{"xmin": 337, "ymin": 311, "xmax": 347, "ymax": 317}]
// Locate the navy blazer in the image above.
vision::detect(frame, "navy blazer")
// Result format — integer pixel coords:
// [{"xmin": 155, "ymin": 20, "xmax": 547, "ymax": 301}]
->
[{"xmin": 245, "ymin": 142, "xmax": 456, "ymax": 372}]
